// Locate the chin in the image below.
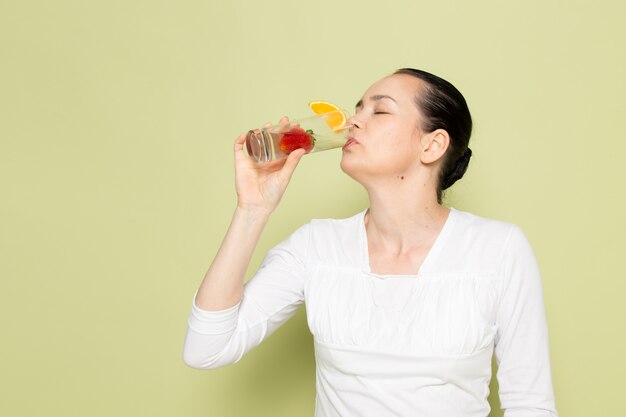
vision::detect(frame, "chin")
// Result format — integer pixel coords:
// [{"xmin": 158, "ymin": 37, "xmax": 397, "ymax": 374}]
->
[
  {"xmin": 340, "ymin": 154, "xmax": 367, "ymax": 184},
  {"xmin": 339, "ymin": 153, "xmax": 354, "ymax": 172}
]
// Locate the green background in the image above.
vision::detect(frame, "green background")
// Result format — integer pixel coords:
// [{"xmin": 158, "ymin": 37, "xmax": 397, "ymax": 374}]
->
[{"xmin": 2, "ymin": 1, "xmax": 625, "ymax": 416}]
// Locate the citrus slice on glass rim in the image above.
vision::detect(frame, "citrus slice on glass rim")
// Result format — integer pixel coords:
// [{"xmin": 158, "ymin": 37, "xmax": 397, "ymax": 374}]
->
[{"xmin": 308, "ymin": 100, "xmax": 348, "ymax": 131}]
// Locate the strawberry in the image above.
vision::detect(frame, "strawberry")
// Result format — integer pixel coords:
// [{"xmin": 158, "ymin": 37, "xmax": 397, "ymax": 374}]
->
[{"xmin": 278, "ymin": 128, "xmax": 316, "ymax": 154}]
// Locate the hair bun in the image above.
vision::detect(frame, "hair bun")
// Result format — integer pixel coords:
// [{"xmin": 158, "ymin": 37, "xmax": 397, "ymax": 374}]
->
[{"xmin": 441, "ymin": 148, "xmax": 472, "ymax": 190}]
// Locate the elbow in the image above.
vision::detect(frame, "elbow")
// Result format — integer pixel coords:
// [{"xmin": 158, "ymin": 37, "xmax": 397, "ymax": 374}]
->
[
  {"xmin": 182, "ymin": 347, "xmax": 220, "ymax": 370},
  {"xmin": 183, "ymin": 352, "xmax": 219, "ymax": 370},
  {"xmin": 182, "ymin": 344, "xmax": 236, "ymax": 370},
  {"xmin": 182, "ymin": 318, "xmax": 242, "ymax": 369},
  {"xmin": 182, "ymin": 350, "xmax": 209, "ymax": 370}
]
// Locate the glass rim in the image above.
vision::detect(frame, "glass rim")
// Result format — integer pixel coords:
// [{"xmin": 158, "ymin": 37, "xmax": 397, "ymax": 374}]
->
[{"xmin": 279, "ymin": 108, "xmax": 351, "ymax": 124}]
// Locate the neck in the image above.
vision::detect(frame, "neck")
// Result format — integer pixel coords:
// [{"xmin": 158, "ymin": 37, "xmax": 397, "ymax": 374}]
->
[{"xmin": 363, "ymin": 178, "xmax": 450, "ymax": 252}]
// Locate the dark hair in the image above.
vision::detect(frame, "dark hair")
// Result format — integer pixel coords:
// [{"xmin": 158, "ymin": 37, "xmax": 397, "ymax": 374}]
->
[{"xmin": 394, "ymin": 68, "xmax": 473, "ymax": 203}]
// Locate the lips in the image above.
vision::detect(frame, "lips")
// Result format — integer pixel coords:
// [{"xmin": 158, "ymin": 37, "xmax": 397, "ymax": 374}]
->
[{"xmin": 342, "ymin": 136, "xmax": 359, "ymax": 150}]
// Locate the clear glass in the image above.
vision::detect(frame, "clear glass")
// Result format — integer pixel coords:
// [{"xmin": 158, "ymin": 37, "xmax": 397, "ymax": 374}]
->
[{"xmin": 245, "ymin": 109, "xmax": 352, "ymax": 163}]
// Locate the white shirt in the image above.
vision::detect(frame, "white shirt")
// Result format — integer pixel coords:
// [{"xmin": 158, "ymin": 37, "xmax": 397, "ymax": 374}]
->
[{"xmin": 183, "ymin": 208, "xmax": 558, "ymax": 417}]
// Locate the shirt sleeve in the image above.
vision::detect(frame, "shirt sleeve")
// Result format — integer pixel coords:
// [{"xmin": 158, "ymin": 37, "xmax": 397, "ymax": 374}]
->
[
  {"xmin": 182, "ymin": 222, "xmax": 311, "ymax": 369},
  {"xmin": 494, "ymin": 225, "xmax": 558, "ymax": 417}
]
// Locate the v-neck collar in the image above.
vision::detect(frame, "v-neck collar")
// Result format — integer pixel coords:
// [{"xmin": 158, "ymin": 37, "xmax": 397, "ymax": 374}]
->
[{"xmin": 359, "ymin": 207, "xmax": 457, "ymax": 278}]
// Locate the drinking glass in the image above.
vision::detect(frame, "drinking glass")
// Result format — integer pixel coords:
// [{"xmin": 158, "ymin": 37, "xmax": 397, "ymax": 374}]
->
[{"xmin": 245, "ymin": 109, "xmax": 352, "ymax": 163}]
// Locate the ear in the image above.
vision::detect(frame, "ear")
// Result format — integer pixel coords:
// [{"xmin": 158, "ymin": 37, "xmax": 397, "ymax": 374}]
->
[{"xmin": 419, "ymin": 129, "xmax": 450, "ymax": 165}]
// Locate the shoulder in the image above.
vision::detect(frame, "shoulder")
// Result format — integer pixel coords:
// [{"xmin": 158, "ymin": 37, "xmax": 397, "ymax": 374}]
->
[
  {"xmin": 290, "ymin": 210, "xmax": 366, "ymax": 267},
  {"xmin": 455, "ymin": 209, "xmax": 534, "ymax": 254},
  {"xmin": 456, "ymin": 208, "xmax": 539, "ymax": 264},
  {"xmin": 280, "ymin": 210, "xmax": 365, "ymax": 250},
  {"xmin": 306, "ymin": 210, "xmax": 365, "ymax": 249},
  {"xmin": 452, "ymin": 208, "xmax": 516, "ymax": 235},
  {"xmin": 444, "ymin": 208, "xmax": 530, "ymax": 273},
  {"xmin": 308, "ymin": 210, "xmax": 365, "ymax": 235},
  {"xmin": 451, "ymin": 207, "xmax": 522, "ymax": 248}
]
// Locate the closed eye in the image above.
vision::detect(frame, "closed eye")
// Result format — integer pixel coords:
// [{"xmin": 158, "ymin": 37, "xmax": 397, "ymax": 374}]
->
[{"xmin": 374, "ymin": 111, "xmax": 389, "ymax": 115}]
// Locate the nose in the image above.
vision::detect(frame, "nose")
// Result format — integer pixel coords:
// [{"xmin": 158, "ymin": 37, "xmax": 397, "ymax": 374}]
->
[{"xmin": 347, "ymin": 114, "xmax": 362, "ymax": 130}]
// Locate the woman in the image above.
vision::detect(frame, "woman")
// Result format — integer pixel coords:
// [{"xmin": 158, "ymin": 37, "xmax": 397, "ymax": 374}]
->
[{"xmin": 183, "ymin": 68, "xmax": 558, "ymax": 417}]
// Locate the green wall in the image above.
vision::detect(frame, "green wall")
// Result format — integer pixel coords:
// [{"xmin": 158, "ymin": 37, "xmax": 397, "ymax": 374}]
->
[{"xmin": 2, "ymin": 1, "xmax": 625, "ymax": 416}]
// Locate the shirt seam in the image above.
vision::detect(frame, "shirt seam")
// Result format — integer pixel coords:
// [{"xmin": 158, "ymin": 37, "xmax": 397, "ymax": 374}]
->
[{"xmin": 494, "ymin": 223, "xmax": 518, "ymax": 344}]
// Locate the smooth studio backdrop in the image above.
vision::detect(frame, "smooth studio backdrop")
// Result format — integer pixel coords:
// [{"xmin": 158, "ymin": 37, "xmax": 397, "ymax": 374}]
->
[{"xmin": 1, "ymin": 1, "xmax": 625, "ymax": 416}]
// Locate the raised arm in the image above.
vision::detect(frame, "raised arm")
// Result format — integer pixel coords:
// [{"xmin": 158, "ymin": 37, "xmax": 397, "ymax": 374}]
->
[
  {"xmin": 183, "ymin": 120, "xmax": 307, "ymax": 369},
  {"xmin": 195, "ymin": 118, "xmax": 306, "ymax": 311}
]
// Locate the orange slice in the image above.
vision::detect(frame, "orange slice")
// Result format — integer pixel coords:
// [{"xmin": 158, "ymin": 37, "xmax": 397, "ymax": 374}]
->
[{"xmin": 308, "ymin": 100, "xmax": 347, "ymax": 131}]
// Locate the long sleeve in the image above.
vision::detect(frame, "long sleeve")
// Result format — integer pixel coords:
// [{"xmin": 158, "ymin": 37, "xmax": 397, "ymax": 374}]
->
[
  {"xmin": 183, "ymin": 222, "xmax": 311, "ymax": 369},
  {"xmin": 494, "ymin": 225, "xmax": 558, "ymax": 417}
]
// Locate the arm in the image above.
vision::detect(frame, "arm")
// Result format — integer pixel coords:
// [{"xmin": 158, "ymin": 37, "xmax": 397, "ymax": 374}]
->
[
  {"xmin": 195, "ymin": 121, "xmax": 306, "ymax": 312},
  {"xmin": 183, "ymin": 121, "xmax": 307, "ymax": 368},
  {"xmin": 193, "ymin": 206, "xmax": 271, "ymax": 312},
  {"xmin": 183, "ymin": 222, "xmax": 310, "ymax": 369},
  {"xmin": 495, "ymin": 226, "xmax": 558, "ymax": 417}
]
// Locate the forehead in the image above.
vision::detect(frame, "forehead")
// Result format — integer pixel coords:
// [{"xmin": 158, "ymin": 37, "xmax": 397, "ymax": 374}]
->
[{"xmin": 360, "ymin": 74, "xmax": 424, "ymax": 105}]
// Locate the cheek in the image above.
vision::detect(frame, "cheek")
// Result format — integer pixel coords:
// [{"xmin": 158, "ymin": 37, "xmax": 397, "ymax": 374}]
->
[
  {"xmin": 376, "ymin": 127, "xmax": 417, "ymax": 160},
  {"xmin": 365, "ymin": 140, "xmax": 417, "ymax": 173},
  {"xmin": 340, "ymin": 125, "xmax": 418, "ymax": 175}
]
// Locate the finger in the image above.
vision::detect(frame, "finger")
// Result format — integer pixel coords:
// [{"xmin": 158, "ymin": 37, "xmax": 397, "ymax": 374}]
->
[
  {"xmin": 278, "ymin": 149, "xmax": 305, "ymax": 182},
  {"xmin": 277, "ymin": 116, "xmax": 291, "ymax": 133},
  {"xmin": 234, "ymin": 133, "xmax": 247, "ymax": 152},
  {"xmin": 234, "ymin": 133, "xmax": 255, "ymax": 167}
]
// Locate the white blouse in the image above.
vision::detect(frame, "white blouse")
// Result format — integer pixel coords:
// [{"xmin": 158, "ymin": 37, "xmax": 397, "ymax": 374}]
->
[{"xmin": 183, "ymin": 208, "xmax": 558, "ymax": 417}]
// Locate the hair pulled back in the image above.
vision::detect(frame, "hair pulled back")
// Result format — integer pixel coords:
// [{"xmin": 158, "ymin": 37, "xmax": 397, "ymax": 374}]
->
[{"xmin": 394, "ymin": 68, "xmax": 473, "ymax": 203}]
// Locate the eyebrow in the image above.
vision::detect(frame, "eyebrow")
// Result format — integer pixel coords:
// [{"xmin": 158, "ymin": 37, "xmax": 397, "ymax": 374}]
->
[{"xmin": 355, "ymin": 94, "xmax": 397, "ymax": 109}]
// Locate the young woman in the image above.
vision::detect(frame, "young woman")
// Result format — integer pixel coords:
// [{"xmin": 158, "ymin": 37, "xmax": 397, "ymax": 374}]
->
[{"xmin": 183, "ymin": 68, "xmax": 558, "ymax": 417}]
